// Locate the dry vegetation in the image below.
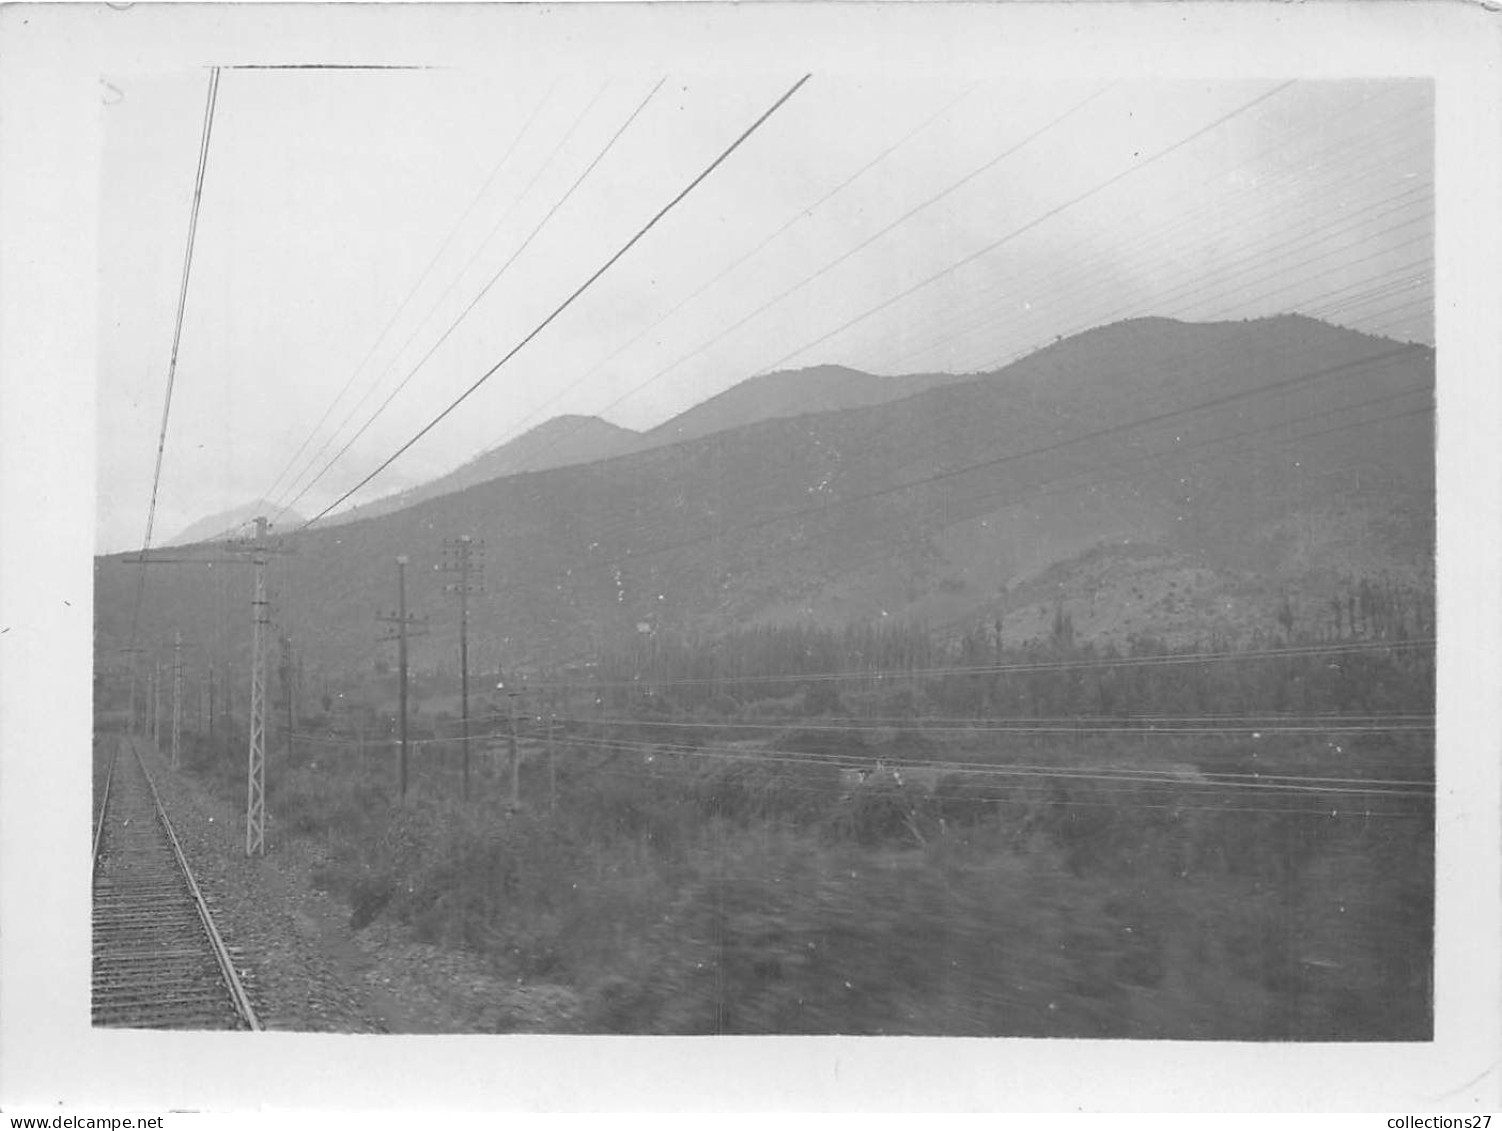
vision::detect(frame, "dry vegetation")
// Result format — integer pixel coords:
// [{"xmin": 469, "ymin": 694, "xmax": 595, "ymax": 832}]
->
[{"xmin": 174, "ymin": 616, "xmax": 1433, "ymax": 1038}]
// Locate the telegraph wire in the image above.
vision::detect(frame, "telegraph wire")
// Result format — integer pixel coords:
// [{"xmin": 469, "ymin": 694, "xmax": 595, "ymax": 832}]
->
[
  {"xmin": 273, "ymin": 79, "xmax": 616, "ymax": 520},
  {"xmin": 518, "ymin": 714, "xmax": 1436, "ymax": 742},
  {"xmin": 465, "ymin": 83, "xmax": 1402, "ymax": 491},
  {"xmin": 717, "ymin": 296, "xmax": 1428, "ymax": 545},
  {"xmin": 933, "ymin": 173, "xmax": 1431, "ymax": 375},
  {"xmin": 260, "ymin": 81, "xmax": 559, "ymax": 511},
  {"xmin": 512, "ymin": 637, "xmax": 1433, "ymax": 691},
  {"xmin": 492, "ymin": 81, "xmax": 1299, "ymax": 498},
  {"xmin": 265, "ymin": 382, "xmax": 1430, "ymax": 703},
  {"xmin": 1184, "ymin": 226, "xmax": 1432, "ymax": 326},
  {"xmin": 1316, "ymin": 293, "xmax": 1433, "ymax": 339},
  {"xmin": 367, "ymin": 352, "xmax": 1427, "ymax": 632},
  {"xmin": 299, "ymin": 73, "xmax": 813, "ymax": 531},
  {"xmin": 143, "ymin": 85, "xmax": 1429, "ymax": 687},
  {"xmin": 923, "ymin": 389, "xmax": 1432, "ymax": 544},
  {"xmin": 566, "ymin": 84, "xmax": 1115, "ymax": 449},
  {"xmin": 139, "ymin": 66, "xmax": 222, "ymax": 562},
  {"xmin": 279, "ymin": 78, "xmax": 664, "ymax": 522},
  {"xmin": 458, "ymin": 82, "xmax": 980, "ymax": 465},
  {"xmin": 273, "ymin": 731, "xmax": 1436, "ymax": 818},
  {"xmin": 1305, "ymin": 272, "xmax": 1431, "ymax": 323},
  {"xmin": 547, "ymin": 760, "xmax": 1431, "ymax": 819},
  {"xmin": 877, "ymin": 101, "xmax": 1431, "ymax": 373},
  {"xmin": 127, "ymin": 66, "xmax": 223, "ymax": 672},
  {"xmin": 756, "ymin": 82, "xmax": 1298, "ymax": 377},
  {"xmin": 134, "ymin": 328, "xmax": 1430, "ymax": 678},
  {"xmin": 487, "ymin": 317, "xmax": 1412, "ymax": 576},
  {"xmin": 546, "ymin": 735, "xmax": 1434, "ymax": 798},
  {"xmin": 299, "ymin": 701, "xmax": 1436, "ymax": 735},
  {"xmin": 287, "ymin": 716, "xmax": 1435, "ymax": 789},
  {"xmin": 536, "ymin": 343, "xmax": 1422, "ymax": 580},
  {"xmin": 284, "ymin": 726, "xmax": 1433, "ymax": 808}
]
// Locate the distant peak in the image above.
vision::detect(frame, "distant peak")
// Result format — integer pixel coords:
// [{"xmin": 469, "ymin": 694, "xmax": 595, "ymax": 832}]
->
[{"xmin": 771, "ymin": 363, "xmax": 875, "ymax": 380}]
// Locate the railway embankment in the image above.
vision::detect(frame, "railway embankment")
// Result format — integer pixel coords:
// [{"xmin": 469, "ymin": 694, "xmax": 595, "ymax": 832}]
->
[{"xmin": 115, "ymin": 738, "xmax": 457, "ymax": 1032}]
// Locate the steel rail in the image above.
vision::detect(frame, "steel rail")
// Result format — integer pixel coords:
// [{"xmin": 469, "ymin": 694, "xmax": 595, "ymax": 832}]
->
[
  {"xmin": 92, "ymin": 739, "xmax": 117, "ymax": 873},
  {"xmin": 127, "ymin": 741, "xmax": 262, "ymax": 1031}
]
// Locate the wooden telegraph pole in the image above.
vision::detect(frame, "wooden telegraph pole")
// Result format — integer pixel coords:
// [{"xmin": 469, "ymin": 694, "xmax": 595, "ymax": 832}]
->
[
  {"xmin": 378, "ymin": 555, "xmax": 427, "ymax": 802},
  {"xmin": 116, "ymin": 647, "xmax": 146, "ymax": 735},
  {"xmin": 440, "ymin": 536, "xmax": 485, "ymax": 800},
  {"xmin": 547, "ymin": 706, "xmax": 556, "ymax": 813},
  {"xmin": 496, "ymin": 674, "xmax": 522, "ymax": 810},
  {"xmin": 280, "ymin": 632, "xmax": 296, "ymax": 762},
  {"xmin": 509, "ymin": 684, "xmax": 520, "ymax": 810},
  {"xmin": 171, "ymin": 630, "xmax": 183, "ymax": 768},
  {"xmin": 153, "ymin": 663, "xmax": 163, "ymax": 748},
  {"xmin": 224, "ymin": 660, "xmax": 234, "ymax": 760}
]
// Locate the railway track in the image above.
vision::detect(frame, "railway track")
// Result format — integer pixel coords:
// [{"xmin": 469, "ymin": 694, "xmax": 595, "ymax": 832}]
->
[{"xmin": 92, "ymin": 737, "xmax": 260, "ymax": 1030}]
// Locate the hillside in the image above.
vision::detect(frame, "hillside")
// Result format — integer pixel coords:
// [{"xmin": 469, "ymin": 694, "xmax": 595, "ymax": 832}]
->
[
  {"xmin": 99, "ymin": 316, "xmax": 1434, "ymax": 681},
  {"xmin": 324, "ymin": 415, "xmax": 647, "ymax": 526},
  {"xmin": 326, "ymin": 365, "xmax": 978, "ymax": 528}
]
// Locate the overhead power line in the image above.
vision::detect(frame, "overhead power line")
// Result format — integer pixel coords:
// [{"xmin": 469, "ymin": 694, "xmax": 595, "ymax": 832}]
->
[
  {"xmin": 880, "ymin": 99, "xmax": 1431, "ymax": 373},
  {"xmin": 540, "ymin": 713, "xmax": 1436, "ymax": 739},
  {"xmin": 898, "ymin": 97, "xmax": 1428, "ymax": 358},
  {"xmin": 271, "ymin": 80, "xmax": 611, "ymax": 521},
  {"xmin": 140, "ymin": 66, "xmax": 222, "ymax": 561},
  {"xmin": 259, "ymin": 81, "xmax": 560, "ymax": 511},
  {"xmin": 299, "ymin": 73, "xmax": 813, "ymax": 531},
  {"xmin": 547, "ymin": 733, "xmax": 1434, "ymax": 798},
  {"xmin": 128, "ymin": 66, "xmax": 223, "ymax": 663},
  {"xmin": 539, "ymin": 342, "xmax": 1422, "ymax": 581},
  {"xmin": 269, "ymin": 729, "xmax": 1435, "ymax": 818},
  {"xmin": 757, "ymin": 82, "xmax": 1299, "ymax": 377},
  {"xmin": 575, "ymin": 84, "xmax": 1115, "ymax": 431},
  {"xmin": 280, "ymin": 78, "xmax": 664, "ymax": 522},
  {"xmin": 491, "ymin": 81, "xmax": 1296, "ymax": 494},
  {"xmin": 321, "ymin": 725, "xmax": 1432, "ymax": 809},
  {"xmin": 465, "ymin": 82, "xmax": 980, "ymax": 465},
  {"xmin": 518, "ymin": 637, "xmax": 1433, "ymax": 692}
]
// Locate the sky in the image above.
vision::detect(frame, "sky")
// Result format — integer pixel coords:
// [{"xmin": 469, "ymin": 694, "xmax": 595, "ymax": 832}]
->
[{"xmin": 96, "ymin": 60, "xmax": 1432, "ymax": 554}]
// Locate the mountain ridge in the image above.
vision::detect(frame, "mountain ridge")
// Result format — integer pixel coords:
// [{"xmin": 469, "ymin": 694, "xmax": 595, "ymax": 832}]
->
[
  {"xmin": 103, "ymin": 316, "xmax": 1434, "ymax": 682},
  {"xmin": 317, "ymin": 362, "xmax": 985, "ymax": 527}
]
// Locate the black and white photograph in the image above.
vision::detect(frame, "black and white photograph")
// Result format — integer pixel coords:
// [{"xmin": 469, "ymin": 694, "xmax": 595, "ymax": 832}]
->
[{"xmin": 2, "ymin": 0, "xmax": 1499, "ymax": 1114}]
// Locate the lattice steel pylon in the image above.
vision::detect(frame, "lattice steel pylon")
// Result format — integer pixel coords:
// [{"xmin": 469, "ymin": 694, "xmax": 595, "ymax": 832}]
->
[
  {"xmin": 246, "ymin": 517, "xmax": 270, "ymax": 856},
  {"xmin": 111, "ymin": 518, "xmax": 289, "ymax": 856}
]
